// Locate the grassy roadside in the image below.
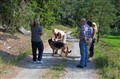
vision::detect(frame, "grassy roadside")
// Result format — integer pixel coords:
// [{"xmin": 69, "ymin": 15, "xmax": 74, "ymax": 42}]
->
[
  {"xmin": 94, "ymin": 35, "xmax": 120, "ymax": 79},
  {"xmin": 0, "ymin": 48, "xmax": 32, "ymax": 74}
]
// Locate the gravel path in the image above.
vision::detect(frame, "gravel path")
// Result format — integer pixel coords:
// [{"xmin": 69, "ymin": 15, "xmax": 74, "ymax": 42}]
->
[
  {"xmin": 15, "ymin": 32, "xmax": 99, "ymax": 79},
  {"xmin": 15, "ymin": 48, "xmax": 64, "ymax": 79}
]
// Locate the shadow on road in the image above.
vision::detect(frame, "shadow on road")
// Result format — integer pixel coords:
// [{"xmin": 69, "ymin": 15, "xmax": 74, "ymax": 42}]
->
[{"xmin": 0, "ymin": 50, "xmax": 16, "ymax": 63}]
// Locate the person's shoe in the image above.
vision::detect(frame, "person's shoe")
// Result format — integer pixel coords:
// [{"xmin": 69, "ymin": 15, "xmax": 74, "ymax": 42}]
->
[
  {"xmin": 88, "ymin": 58, "xmax": 92, "ymax": 62},
  {"xmin": 76, "ymin": 65, "xmax": 84, "ymax": 68},
  {"xmin": 40, "ymin": 60, "xmax": 43, "ymax": 63},
  {"xmin": 33, "ymin": 61, "xmax": 37, "ymax": 64},
  {"xmin": 37, "ymin": 60, "xmax": 43, "ymax": 64}
]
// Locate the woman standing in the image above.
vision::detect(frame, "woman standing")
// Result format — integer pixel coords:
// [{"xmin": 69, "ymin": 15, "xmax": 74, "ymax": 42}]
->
[
  {"xmin": 31, "ymin": 18, "xmax": 44, "ymax": 63},
  {"xmin": 89, "ymin": 22, "xmax": 97, "ymax": 58}
]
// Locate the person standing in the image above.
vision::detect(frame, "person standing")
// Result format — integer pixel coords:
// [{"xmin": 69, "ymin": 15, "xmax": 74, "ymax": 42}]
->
[
  {"xmin": 31, "ymin": 18, "xmax": 44, "ymax": 64},
  {"xmin": 89, "ymin": 22, "xmax": 97, "ymax": 58},
  {"xmin": 76, "ymin": 18, "xmax": 93, "ymax": 68}
]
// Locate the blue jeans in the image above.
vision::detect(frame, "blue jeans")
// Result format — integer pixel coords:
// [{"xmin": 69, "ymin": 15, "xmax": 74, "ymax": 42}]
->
[
  {"xmin": 79, "ymin": 39, "xmax": 89, "ymax": 67},
  {"xmin": 32, "ymin": 41, "xmax": 44, "ymax": 61}
]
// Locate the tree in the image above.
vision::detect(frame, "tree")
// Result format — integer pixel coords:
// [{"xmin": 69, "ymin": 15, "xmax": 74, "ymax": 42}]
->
[
  {"xmin": 0, "ymin": 0, "xmax": 119, "ymax": 35},
  {"xmin": 75, "ymin": 0, "xmax": 116, "ymax": 42},
  {"xmin": 58, "ymin": 0, "xmax": 78, "ymax": 26}
]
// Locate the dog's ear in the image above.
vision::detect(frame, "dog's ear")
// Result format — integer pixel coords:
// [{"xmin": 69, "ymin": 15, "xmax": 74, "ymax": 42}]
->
[
  {"xmin": 48, "ymin": 38, "xmax": 52, "ymax": 41},
  {"xmin": 50, "ymin": 38, "xmax": 53, "ymax": 41}
]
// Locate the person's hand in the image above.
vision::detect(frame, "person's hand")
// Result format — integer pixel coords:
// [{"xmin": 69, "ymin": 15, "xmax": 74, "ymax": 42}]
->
[
  {"xmin": 40, "ymin": 32, "xmax": 43, "ymax": 36},
  {"xmin": 86, "ymin": 40, "xmax": 91, "ymax": 45}
]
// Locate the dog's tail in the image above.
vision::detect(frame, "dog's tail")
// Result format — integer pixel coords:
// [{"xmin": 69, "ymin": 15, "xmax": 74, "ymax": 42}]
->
[{"xmin": 67, "ymin": 47, "xmax": 72, "ymax": 53}]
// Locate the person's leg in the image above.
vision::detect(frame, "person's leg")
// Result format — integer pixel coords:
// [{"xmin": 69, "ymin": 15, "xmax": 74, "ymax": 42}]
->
[
  {"xmin": 85, "ymin": 43, "xmax": 89, "ymax": 66},
  {"xmin": 92, "ymin": 43, "xmax": 94, "ymax": 57},
  {"xmin": 37, "ymin": 41, "xmax": 44, "ymax": 61},
  {"xmin": 89, "ymin": 39, "xmax": 95, "ymax": 58},
  {"xmin": 32, "ymin": 42, "xmax": 37, "ymax": 61},
  {"xmin": 92, "ymin": 38, "xmax": 96, "ymax": 57},
  {"xmin": 63, "ymin": 34, "xmax": 66, "ymax": 43},
  {"xmin": 89, "ymin": 40, "xmax": 94, "ymax": 57},
  {"xmin": 79, "ymin": 40, "xmax": 85, "ymax": 67}
]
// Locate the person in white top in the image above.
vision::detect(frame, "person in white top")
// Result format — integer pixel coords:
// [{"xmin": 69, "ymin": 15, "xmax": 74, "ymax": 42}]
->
[
  {"xmin": 53, "ymin": 28, "xmax": 66, "ymax": 43},
  {"xmin": 89, "ymin": 22, "xmax": 98, "ymax": 58}
]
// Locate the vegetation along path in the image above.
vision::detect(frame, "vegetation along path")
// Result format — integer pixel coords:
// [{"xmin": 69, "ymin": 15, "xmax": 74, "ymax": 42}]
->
[{"xmin": 15, "ymin": 32, "xmax": 99, "ymax": 79}]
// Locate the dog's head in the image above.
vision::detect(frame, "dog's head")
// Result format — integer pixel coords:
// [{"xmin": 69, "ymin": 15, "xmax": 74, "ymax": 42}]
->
[
  {"xmin": 48, "ymin": 38, "xmax": 55, "ymax": 49},
  {"xmin": 48, "ymin": 38, "xmax": 53, "ymax": 43}
]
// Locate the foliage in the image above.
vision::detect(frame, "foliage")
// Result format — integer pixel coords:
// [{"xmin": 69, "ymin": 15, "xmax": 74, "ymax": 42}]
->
[
  {"xmin": 0, "ymin": 0, "xmax": 120, "ymax": 35},
  {"xmin": 94, "ymin": 35, "xmax": 120, "ymax": 79}
]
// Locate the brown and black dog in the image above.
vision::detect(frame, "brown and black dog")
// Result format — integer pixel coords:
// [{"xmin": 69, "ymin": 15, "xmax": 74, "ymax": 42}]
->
[{"xmin": 48, "ymin": 38, "xmax": 71, "ymax": 57}]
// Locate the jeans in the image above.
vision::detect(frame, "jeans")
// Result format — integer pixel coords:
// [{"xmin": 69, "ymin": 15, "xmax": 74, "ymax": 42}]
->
[
  {"xmin": 32, "ymin": 41, "xmax": 44, "ymax": 61},
  {"xmin": 79, "ymin": 39, "xmax": 89, "ymax": 67}
]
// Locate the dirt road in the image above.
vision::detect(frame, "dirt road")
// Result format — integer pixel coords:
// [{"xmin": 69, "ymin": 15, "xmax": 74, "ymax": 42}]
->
[
  {"xmin": 14, "ymin": 33, "xmax": 99, "ymax": 79},
  {"xmin": 61, "ymin": 34, "xmax": 99, "ymax": 79}
]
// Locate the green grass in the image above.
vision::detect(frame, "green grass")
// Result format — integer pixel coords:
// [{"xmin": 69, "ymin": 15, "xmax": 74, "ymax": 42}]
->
[
  {"xmin": 101, "ymin": 36, "xmax": 120, "ymax": 47},
  {"xmin": 11, "ymin": 48, "xmax": 32, "ymax": 64},
  {"xmin": 94, "ymin": 35, "xmax": 120, "ymax": 79},
  {"xmin": 51, "ymin": 24, "xmax": 74, "ymax": 32},
  {"xmin": 71, "ymin": 27, "xmax": 80, "ymax": 38}
]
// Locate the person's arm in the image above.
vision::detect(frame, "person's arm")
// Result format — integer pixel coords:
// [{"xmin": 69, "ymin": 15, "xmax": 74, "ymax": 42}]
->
[
  {"xmin": 54, "ymin": 33, "xmax": 58, "ymax": 40},
  {"xmin": 92, "ymin": 28, "xmax": 96, "ymax": 39},
  {"xmin": 40, "ymin": 32, "xmax": 43, "ymax": 36},
  {"xmin": 39, "ymin": 26, "xmax": 43, "ymax": 36},
  {"xmin": 81, "ymin": 25, "xmax": 87, "ymax": 42}
]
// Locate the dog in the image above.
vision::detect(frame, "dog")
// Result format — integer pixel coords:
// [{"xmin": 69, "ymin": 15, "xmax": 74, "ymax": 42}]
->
[{"xmin": 48, "ymin": 38, "xmax": 71, "ymax": 57}]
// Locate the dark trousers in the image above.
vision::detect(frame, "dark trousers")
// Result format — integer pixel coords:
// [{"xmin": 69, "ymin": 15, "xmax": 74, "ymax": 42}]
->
[
  {"xmin": 89, "ymin": 38, "xmax": 96, "ymax": 58},
  {"xmin": 32, "ymin": 41, "xmax": 44, "ymax": 61}
]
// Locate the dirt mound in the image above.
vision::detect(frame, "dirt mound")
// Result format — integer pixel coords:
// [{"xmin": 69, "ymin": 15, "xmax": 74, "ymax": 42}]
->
[
  {"xmin": 0, "ymin": 32, "xmax": 31, "ymax": 55},
  {"xmin": 0, "ymin": 31, "xmax": 31, "ymax": 78}
]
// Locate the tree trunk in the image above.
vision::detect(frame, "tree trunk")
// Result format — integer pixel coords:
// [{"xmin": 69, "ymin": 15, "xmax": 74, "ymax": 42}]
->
[{"xmin": 97, "ymin": 1, "xmax": 108, "ymax": 42}]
